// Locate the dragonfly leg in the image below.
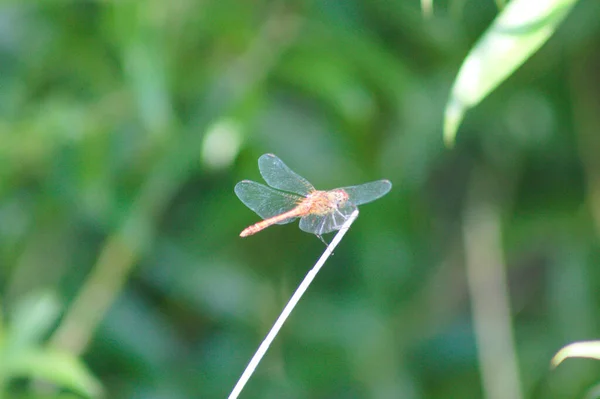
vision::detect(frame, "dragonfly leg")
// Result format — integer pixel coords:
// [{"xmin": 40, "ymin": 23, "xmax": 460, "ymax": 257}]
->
[{"xmin": 316, "ymin": 234, "xmax": 329, "ymax": 246}]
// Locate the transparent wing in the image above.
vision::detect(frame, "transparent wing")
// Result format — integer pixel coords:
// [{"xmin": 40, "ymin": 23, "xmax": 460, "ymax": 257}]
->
[
  {"xmin": 235, "ymin": 180, "xmax": 301, "ymax": 224},
  {"xmin": 299, "ymin": 202, "xmax": 357, "ymax": 235},
  {"xmin": 258, "ymin": 153, "xmax": 315, "ymax": 196},
  {"xmin": 340, "ymin": 179, "xmax": 392, "ymax": 206}
]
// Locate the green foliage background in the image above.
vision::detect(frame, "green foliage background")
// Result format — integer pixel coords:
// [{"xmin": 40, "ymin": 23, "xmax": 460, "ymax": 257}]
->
[{"xmin": 1, "ymin": 1, "xmax": 600, "ymax": 398}]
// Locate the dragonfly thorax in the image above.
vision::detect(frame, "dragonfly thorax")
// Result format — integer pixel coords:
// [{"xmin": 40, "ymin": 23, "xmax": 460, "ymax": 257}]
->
[{"xmin": 304, "ymin": 189, "xmax": 349, "ymax": 215}]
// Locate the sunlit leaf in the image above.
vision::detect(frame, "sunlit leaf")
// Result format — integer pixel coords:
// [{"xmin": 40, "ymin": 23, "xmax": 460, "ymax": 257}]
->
[
  {"xmin": 551, "ymin": 340, "xmax": 600, "ymax": 368},
  {"xmin": 444, "ymin": 0, "xmax": 577, "ymax": 146}
]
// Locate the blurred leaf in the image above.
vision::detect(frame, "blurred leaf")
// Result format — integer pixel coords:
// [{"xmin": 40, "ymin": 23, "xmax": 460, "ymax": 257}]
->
[
  {"xmin": 444, "ymin": 0, "xmax": 577, "ymax": 146},
  {"xmin": 12, "ymin": 349, "xmax": 102, "ymax": 398},
  {"xmin": 551, "ymin": 341, "xmax": 600, "ymax": 368},
  {"xmin": 0, "ymin": 293, "xmax": 101, "ymax": 397},
  {"xmin": 7, "ymin": 292, "xmax": 61, "ymax": 351}
]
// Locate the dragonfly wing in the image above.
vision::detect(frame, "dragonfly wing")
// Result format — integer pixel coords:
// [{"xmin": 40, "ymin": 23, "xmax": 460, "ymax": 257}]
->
[
  {"xmin": 258, "ymin": 154, "xmax": 315, "ymax": 196},
  {"xmin": 235, "ymin": 180, "xmax": 301, "ymax": 224},
  {"xmin": 299, "ymin": 203, "xmax": 357, "ymax": 235},
  {"xmin": 340, "ymin": 179, "xmax": 392, "ymax": 206}
]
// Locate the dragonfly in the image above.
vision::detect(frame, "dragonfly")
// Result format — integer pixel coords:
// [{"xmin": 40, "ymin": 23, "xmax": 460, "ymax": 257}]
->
[{"xmin": 235, "ymin": 154, "xmax": 392, "ymax": 242}]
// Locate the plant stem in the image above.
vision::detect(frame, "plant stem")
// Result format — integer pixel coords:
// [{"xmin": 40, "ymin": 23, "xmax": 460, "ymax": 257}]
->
[{"xmin": 228, "ymin": 209, "xmax": 359, "ymax": 399}]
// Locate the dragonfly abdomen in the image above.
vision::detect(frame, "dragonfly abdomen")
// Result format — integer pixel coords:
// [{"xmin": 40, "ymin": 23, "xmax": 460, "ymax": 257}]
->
[{"xmin": 239, "ymin": 207, "xmax": 305, "ymax": 237}]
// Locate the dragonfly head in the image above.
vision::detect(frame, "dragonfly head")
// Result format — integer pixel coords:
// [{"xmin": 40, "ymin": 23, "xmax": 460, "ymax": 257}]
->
[{"xmin": 329, "ymin": 189, "xmax": 350, "ymax": 207}]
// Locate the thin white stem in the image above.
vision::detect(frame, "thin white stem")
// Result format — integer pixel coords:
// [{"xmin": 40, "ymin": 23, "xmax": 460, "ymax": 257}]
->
[{"xmin": 228, "ymin": 209, "xmax": 359, "ymax": 399}]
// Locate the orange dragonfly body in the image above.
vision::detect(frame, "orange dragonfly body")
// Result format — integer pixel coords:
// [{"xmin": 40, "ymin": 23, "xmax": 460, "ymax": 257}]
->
[{"xmin": 235, "ymin": 154, "xmax": 391, "ymax": 240}]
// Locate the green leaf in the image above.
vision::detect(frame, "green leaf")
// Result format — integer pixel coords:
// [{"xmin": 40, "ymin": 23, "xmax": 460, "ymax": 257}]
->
[
  {"xmin": 443, "ymin": 0, "xmax": 577, "ymax": 146},
  {"xmin": 8, "ymin": 292, "xmax": 61, "ymax": 351},
  {"xmin": 11, "ymin": 349, "xmax": 102, "ymax": 398}
]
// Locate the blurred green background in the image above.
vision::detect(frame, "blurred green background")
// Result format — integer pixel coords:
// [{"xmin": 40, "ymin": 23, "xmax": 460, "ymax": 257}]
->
[{"xmin": 1, "ymin": 1, "xmax": 600, "ymax": 398}]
